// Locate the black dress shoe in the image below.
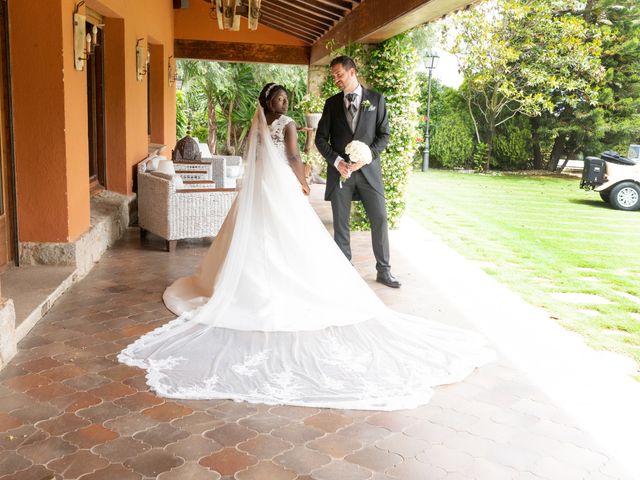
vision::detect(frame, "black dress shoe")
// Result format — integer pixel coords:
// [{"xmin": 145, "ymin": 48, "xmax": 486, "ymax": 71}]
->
[{"xmin": 376, "ymin": 271, "xmax": 401, "ymax": 288}]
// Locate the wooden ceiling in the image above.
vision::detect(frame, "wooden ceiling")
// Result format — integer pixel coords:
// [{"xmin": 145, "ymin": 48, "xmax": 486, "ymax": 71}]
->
[{"xmin": 202, "ymin": 0, "xmax": 363, "ymax": 45}]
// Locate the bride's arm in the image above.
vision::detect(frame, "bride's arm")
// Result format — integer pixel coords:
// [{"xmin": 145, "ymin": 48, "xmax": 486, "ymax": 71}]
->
[{"xmin": 284, "ymin": 122, "xmax": 310, "ymax": 195}]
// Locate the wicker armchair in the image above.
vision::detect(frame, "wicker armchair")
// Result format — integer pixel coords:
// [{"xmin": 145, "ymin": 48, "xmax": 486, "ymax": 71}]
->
[
  {"xmin": 137, "ymin": 161, "xmax": 237, "ymax": 252},
  {"xmin": 212, "ymin": 155, "xmax": 243, "ymax": 189}
]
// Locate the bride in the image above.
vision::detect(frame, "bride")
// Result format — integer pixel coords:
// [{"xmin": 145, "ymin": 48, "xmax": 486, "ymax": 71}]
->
[{"xmin": 119, "ymin": 83, "xmax": 494, "ymax": 411}]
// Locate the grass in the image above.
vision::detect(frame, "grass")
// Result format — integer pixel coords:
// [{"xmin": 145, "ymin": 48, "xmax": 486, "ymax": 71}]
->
[{"xmin": 407, "ymin": 170, "xmax": 640, "ymax": 374}]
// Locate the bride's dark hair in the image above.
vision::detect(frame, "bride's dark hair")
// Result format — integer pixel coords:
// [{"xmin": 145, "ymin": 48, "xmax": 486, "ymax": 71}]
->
[{"xmin": 259, "ymin": 83, "xmax": 287, "ymax": 112}]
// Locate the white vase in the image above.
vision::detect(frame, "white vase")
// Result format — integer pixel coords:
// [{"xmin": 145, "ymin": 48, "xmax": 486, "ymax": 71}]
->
[{"xmin": 304, "ymin": 113, "xmax": 322, "ymax": 129}]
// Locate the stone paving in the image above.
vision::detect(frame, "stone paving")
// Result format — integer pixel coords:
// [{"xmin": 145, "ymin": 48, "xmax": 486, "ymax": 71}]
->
[{"xmin": 0, "ymin": 187, "xmax": 635, "ymax": 479}]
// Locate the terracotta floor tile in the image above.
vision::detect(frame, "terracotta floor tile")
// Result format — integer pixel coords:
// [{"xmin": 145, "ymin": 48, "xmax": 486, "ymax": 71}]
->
[
  {"xmin": 114, "ymin": 391, "xmax": 164, "ymax": 412},
  {"xmin": 0, "ymin": 364, "xmax": 28, "ymax": 381},
  {"xmin": 0, "ymin": 464, "xmax": 60, "ymax": 480},
  {"xmin": 142, "ymin": 402, "xmax": 193, "ymax": 421},
  {"xmin": 42, "ymin": 364, "xmax": 87, "ymax": 382},
  {"xmin": 25, "ymin": 382, "xmax": 75, "ymax": 401},
  {"xmin": 304, "ymin": 411, "xmax": 353, "ymax": 433},
  {"xmin": 239, "ymin": 413, "xmax": 291, "ymax": 434},
  {"xmin": 385, "ymin": 457, "xmax": 446, "ymax": 479},
  {"xmin": 103, "ymin": 412, "xmax": 158, "ymax": 436},
  {"xmin": 271, "ymin": 424, "xmax": 324, "ymax": 444},
  {"xmin": 76, "ymin": 402, "xmax": 129, "ymax": 423},
  {"xmin": 338, "ymin": 423, "xmax": 394, "ymax": 446},
  {"xmin": 47, "ymin": 449, "xmax": 110, "ymax": 477},
  {"xmin": 132, "ymin": 422, "xmax": 189, "ymax": 448},
  {"xmin": 0, "ymin": 412, "xmax": 22, "ymax": 432},
  {"xmin": 63, "ymin": 373, "xmax": 110, "ymax": 391},
  {"xmin": 17, "ymin": 436, "xmax": 78, "ymax": 464},
  {"xmin": 199, "ymin": 447, "xmax": 258, "ymax": 476},
  {"xmin": 204, "ymin": 423, "xmax": 259, "ymax": 447},
  {"xmin": 62, "ymin": 423, "xmax": 119, "ymax": 448},
  {"xmin": 57, "ymin": 391, "xmax": 102, "ymax": 413},
  {"xmin": 345, "ymin": 446, "xmax": 403, "ymax": 473},
  {"xmin": 157, "ymin": 461, "xmax": 222, "ymax": 480},
  {"xmin": 36, "ymin": 412, "xmax": 90, "ymax": 436},
  {"xmin": 309, "ymin": 459, "xmax": 373, "ymax": 480},
  {"xmin": 91, "ymin": 436, "xmax": 151, "ymax": 462},
  {"xmin": 237, "ymin": 434, "xmax": 294, "ymax": 459},
  {"xmin": 0, "ymin": 391, "xmax": 31, "ymax": 413},
  {"xmin": 0, "ymin": 424, "xmax": 38, "ymax": 450},
  {"xmin": 235, "ymin": 460, "xmax": 297, "ymax": 480},
  {"xmin": 0, "ymin": 451, "xmax": 32, "ymax": 476},
  {"xmin": 209, "ymin": 401, "xmax": 258, "ymax": 421},
  {"xmin": 123, "ymin": 448, "xmax": 184, "ymax": 477},
  {"xmin": 87, "ymin": 381, "xmax": 137, "ymax": 401},
  {"xmin": 307, "ymin": 434, "xmax": 363, "ymax": 459},
  {"xmin": 366, "ymin": 412, "xmax": 416, "ymax": 432},
  {"xmin": 375, "ymin": 432, "xmax": 431, "ymax": 458},
  {"xmin": 270, "ymin": 405, "xmax": 319, "ymax": 421},
  {"xmin": 170, "ymin": 411, "xmax": 225, "ymax": 434},
  {"xmin": 11, "ymin": 401, "xmax": 59, "ymax": 424},
  {"xmin": 273, "ymin": 446, "xmax": 331, "ymax": 474},
  {"xmin": 18, "ymin": 356, "xmax": 63, "ymax": 373},
  {"xmin": 3, "ymin": 373, "xmax": 51, "ymax": 392},
  {"xmin": 98, "ymin": 364, "xmax": 141, "ymax": 382},
  {"xmin": 122, "ymin": 374, "xmax": 151, "ymax": 391},
  {"xmin": 76, "ymin": 463, "xmax": 142, "ymax": 480},
  {"xmin": 166, "ymin": 434, "xmax": 223, "ymax": 461}
]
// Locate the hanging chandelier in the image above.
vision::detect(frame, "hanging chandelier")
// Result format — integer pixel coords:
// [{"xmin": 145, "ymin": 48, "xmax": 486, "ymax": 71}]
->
[{"xmin": 212, "ymin": 0, "xmax": 261, "ymax": 31}]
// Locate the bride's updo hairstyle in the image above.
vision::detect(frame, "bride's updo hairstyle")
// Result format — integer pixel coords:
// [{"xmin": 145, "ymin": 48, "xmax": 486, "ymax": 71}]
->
[{"xmin": 259, "ymin": 83, "xmax": 287, "ymax": 113}]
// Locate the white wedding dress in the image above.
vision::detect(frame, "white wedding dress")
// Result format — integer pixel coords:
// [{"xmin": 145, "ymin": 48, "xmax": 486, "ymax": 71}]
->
[{"xmin": 119, "ymin": 108, "xmax": 494, "ymax": 410}]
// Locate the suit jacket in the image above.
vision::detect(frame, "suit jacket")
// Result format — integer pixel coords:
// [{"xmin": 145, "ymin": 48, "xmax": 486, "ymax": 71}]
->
[{"xmin": 315, "ymin": 88, "xmax": 390, "ymax": 201}]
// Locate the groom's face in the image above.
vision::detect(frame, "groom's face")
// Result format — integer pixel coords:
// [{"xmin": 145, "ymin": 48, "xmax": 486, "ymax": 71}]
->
[{"xmin": 331, "ymin": 63, "xmax": 358, "ymax": 92}]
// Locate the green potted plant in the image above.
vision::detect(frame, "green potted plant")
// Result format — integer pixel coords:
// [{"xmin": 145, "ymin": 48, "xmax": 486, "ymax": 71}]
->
[{"xmin": 298, "ymin": 94, "xmax": 325, "ymax": 129}]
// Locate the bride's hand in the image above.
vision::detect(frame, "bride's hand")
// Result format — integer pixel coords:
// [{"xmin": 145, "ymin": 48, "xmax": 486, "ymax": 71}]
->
[{"xmin": 301, "ymin": 183, "xmax": 311, "ymax": 196}]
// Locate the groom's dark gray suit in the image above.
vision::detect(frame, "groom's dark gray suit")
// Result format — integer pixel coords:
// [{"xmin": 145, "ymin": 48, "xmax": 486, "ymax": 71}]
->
[{"xmin": 315, "ymin": 88, "xmax": 391, "ymax": 273}]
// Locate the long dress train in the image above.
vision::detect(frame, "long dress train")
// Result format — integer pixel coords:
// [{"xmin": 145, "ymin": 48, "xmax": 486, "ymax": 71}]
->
[{"xmin": 118, "ymin": 109, "xmax": 494, "ymax": 411}]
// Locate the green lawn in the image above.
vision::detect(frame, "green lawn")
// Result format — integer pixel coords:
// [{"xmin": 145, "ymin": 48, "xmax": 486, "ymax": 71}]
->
[{"xmin": 407, "ymin": 170, "xmax": 640, "ymax": 372}]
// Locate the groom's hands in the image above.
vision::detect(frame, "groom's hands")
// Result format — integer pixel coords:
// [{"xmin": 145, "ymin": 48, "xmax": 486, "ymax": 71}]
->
[
  {"xmin": 336, "ymin": 160, "xmax": 351, "ymax": 178},
  {"xmin": 349, "ymin": 160, "xmax": 365, "ymax": 172}
]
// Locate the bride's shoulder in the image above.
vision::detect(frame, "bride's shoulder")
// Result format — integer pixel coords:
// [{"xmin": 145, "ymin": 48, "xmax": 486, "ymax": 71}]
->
[{"xmin": 280, "ymin": 115, "xmax": 296, "ymax": 127}]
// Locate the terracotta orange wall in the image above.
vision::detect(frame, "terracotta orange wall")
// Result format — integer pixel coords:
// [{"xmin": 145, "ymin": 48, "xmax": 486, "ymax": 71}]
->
[
  {"xmin": 9, "ymin": 0, "xmax": 81, "ymax": 242},
  {"xmin": 62, "ymin": 0, "xmax": 91, "ymax": 240},
  {"xmin": 174, "ymin": 0, "xmax": 307, "ymax": 46},
  {"xmin": 103, "ymin": 17, "xmax": 128, "ymax": 193}
]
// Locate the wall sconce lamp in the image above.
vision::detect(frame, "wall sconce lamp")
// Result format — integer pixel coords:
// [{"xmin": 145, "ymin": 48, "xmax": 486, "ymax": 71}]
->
[
  {"xmin": 73, "ymin": 1, "xmax": 87, "ymax": 71},
  {"xmin": 136, "ymin": 38, "xmax": 150, "ymax": 81},
  {"xmin": 168, "ymin": 55, "xmax": 178, "ymax": 86},
  {"xmin": 73, "ymin": 1, "xmax": 101, "ymax": 71}
]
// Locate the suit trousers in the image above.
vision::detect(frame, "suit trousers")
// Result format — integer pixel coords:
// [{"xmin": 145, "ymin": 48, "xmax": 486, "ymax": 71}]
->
[{"xmin": 330, "ymin": 170, "xmax": 390, "ymax": 273}]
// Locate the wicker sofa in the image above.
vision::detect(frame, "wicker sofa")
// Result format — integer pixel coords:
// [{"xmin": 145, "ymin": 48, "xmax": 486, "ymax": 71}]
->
[{"xmin": 137, "ymin": 160, "xmax": 237, "ymax": 252}]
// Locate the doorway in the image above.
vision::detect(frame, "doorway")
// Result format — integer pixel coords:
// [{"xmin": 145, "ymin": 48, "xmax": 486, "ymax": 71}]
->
[
  {"xmin": 86, "ymin": 13, "xmax": 106, "ymax": 195},
  {"xmin": 0, "ymin": 1, "xmax": 15, "ymax": 269}
]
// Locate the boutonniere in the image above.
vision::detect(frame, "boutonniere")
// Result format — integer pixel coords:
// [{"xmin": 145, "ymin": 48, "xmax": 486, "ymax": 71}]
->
[{"xmin": 361, "ymin": 99, "xmax": 375, "ymax": 112}]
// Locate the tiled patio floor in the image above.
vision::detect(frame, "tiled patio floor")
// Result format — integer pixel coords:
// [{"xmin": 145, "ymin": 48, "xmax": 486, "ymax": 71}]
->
[{"xmin": 0, "ymin": 186, "xmax": 635, "ymax": 479}]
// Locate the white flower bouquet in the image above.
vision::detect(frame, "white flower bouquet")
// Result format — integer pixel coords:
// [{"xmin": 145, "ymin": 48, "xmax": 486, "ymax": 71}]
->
[{"xmin": 341, "ymin": 140, "xmax": 372, "ymax": 187}]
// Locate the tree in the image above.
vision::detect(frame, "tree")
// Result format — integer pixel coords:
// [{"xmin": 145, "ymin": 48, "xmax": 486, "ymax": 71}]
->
[{"xmin": 446, "ymin": 0, "xmax": 606, "ymax": 171}]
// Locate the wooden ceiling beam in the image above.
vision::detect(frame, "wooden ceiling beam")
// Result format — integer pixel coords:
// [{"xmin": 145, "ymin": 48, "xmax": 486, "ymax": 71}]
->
[
  {"xmin": 259, "ymin": 13, "xmax": 318, "ymax": 43},
  {"xmin": 261, "ymin": 3, "xmax": 333, "ymax": 29},
  {"xmin": 268, "ymin": 0, "xmax": 341, "ymax": 23},
  {"xmin": 174, "ymin": 39, "xmax": 311, "ymax": 64},
  {"xmin": 260, "ymin": 5, "xmax": 329, "ymax": 34},
  {"xmin": 311, "ymin": 0, "xmax": 479, "ymax": 64},
  {"xmin": 293, "ymin": 0, "xmax": 347, "ymax": 17}
]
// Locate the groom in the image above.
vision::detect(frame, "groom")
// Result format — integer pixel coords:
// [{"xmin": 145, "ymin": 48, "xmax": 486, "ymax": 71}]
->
[{"xmin": 315, "ymin": 55, "xmax": 401, "ymax": 288}]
